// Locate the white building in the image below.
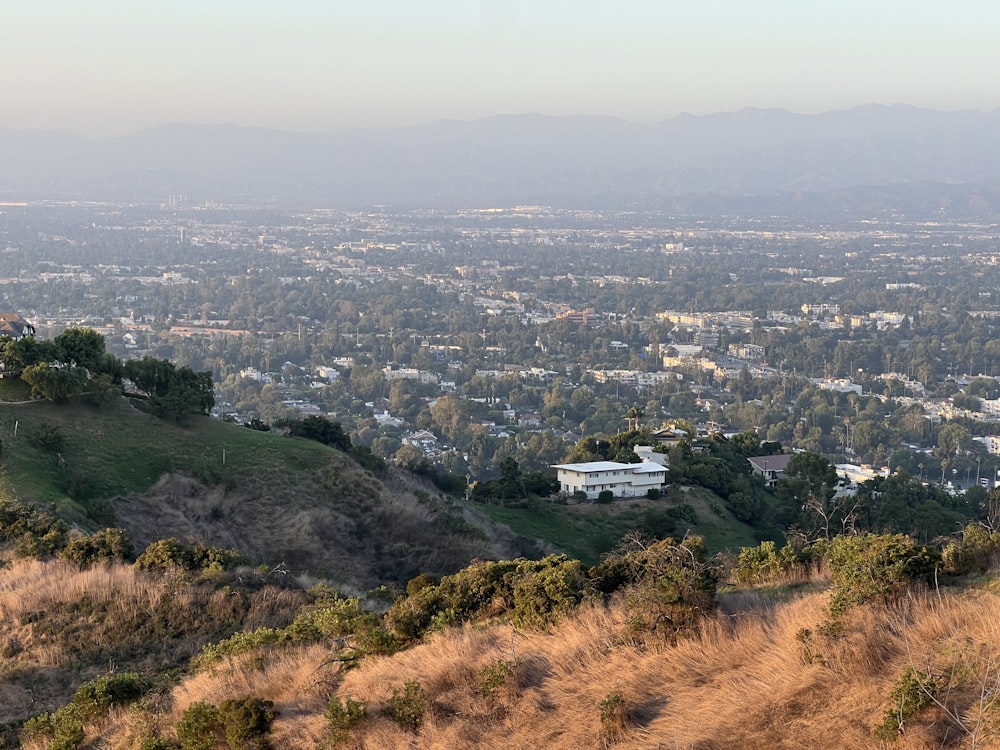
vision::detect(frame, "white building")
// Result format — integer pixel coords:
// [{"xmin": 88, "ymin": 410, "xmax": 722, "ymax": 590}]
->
[
  {"xmin": 551, "ymin": 460, "xmax": 667, "ymax": 499},
  {"xmin": 975, "ymin": 436, "xmax": 1000, "ymax": 455}
]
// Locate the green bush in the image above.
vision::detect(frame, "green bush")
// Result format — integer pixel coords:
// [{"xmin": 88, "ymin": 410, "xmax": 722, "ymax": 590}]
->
[
  {"xmin": 595, "ymin": 536, "xmax": 717, "ymax": 643},
  {"xmin": 510, "ymin": 555, "xmax": 593, "ymax": 629},
  {"xmin": 135, "ymin": 538, "xmax": 247, "ymax": 574},
  {"xmin": 19, "ymin": 672, "xmax": 149, "ymax": 748},
  {"xmin": 478, "ymin": 659, "xmax": 515, "ymax": 697},
  {"xmin": 49, "ymin": 720, "xmax": 85, "ymax": 750},
  {"xmin": 176, "ymin": 702, "xmax": 222, "ymax": 750},
  {"xmin": 28, "ymin": 422, "xmax": 67, "ymax": 452},
  {"xmin": 827, "ymin": 534, "xmax": 941, "ymax": 615},
  {"xmin": 218, "ymin": 696, "xmax": 276, "ymax": 750},
  {"xmin": 596, "ymin": 489, "xmax": 615, "ymax": 504},
  {"xmin": 135, "ymin": 537, "xmax": 196, "ymax": 571},
  {"xmin": 71, "ymin": 672, "xmax": 150, "ymax": 722},
  {"xmin": 326, "ymin": 696, "xmax": 367, "ymax": 746},
  {"xmin": 872, "ymin": 668, "xmax": 937, "ymax": 741},
  {"xmin": 0, "ymin": 497, "xmax": 69, "ymax": 559},
  {"xmin": 733, "ymin": 540, "xmax": 807, "ymax": 584},
  {"xmin": 191, "ymin": 628, "xmax": 286, "ymax": 671},
  {"xmin": 405, "ymin": 573, "xmax": 439, "ymax": 597},
  {"xmin": 942, "ymin": 523, "xmax": 1000, "ymax": 575},
  {"xmin": 61, "ymin": 528, "xmax": 135, "ymax": 569},
  {"xmin": 139, "ymin": 739, "xmax": 178, "ymax": 750},
  {"xmin": 599, "ymin": 691, "xmax": 629, "ymax": 742},
  {"xmin": 384, "ymin": 680, "xmax": 426, "ymax": 732}
]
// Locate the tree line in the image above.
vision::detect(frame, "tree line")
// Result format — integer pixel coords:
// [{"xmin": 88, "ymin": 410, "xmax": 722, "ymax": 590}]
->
[{"xmin": 0, "ymin": 327, "xmax": 214, "ymax": 419}]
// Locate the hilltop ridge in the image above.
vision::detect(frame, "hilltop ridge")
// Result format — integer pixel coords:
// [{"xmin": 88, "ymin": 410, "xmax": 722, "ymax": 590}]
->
[{"xmin": 3, "ymin": 106, "xmax": 1000, "ymax": 213}]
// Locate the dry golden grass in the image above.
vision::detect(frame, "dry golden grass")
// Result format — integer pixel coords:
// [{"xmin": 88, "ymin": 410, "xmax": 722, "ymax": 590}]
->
[
  {"xmin": 9, "ymin": 548, "xmax": 1000, "ymax": 749},
  {"xmin": 0, "ymin": 556, "xmax": 168, "ymax": 622},
  {"xmin": 139, "ymin": 582, "xmax": 1000, "ymax": 750}
]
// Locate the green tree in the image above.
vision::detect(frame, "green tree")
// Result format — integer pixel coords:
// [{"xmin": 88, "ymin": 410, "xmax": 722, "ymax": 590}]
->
[
  {"xmin": 54, "ymin": 327, "xmax": 106, "ymax": 372},
  {"xmin": 780, "ymin": 451, "xmax": 845, "ymax": 539},
  {"xmin": 0, "ymin": 335, "xmax": 57, "ymax": 377},
  {"xmin": 21, "ymin": 362, "xmax": 88, "ymax": 402},
  {"xmin": 124, "ymin": 356, "xmax": 177, "ymax": 397}
]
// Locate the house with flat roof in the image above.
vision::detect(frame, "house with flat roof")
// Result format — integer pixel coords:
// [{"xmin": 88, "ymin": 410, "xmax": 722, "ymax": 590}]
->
[{"xmin": 551, "ymin": 460, "xmax": 667, "ymax": 499}]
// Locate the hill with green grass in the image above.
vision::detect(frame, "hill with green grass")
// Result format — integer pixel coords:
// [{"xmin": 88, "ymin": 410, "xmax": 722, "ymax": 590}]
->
[
  {"xmin": 0, "ymin": 382, "xmax": 525, "ymax": 591},
  {"xmin": 0, "ymin": 373, "xmax": 767, "ymax": 591}
]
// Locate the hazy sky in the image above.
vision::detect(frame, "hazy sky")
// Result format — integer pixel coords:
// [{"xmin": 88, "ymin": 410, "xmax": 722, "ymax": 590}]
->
[{"xmin": 3, "ymin": 0, "xmax": 998, "ymax": 136}]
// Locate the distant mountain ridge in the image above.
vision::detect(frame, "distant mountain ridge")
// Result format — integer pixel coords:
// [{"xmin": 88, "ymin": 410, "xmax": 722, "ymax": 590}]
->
[{"xmin": 3, "ymin": 105, "xmax": 1000, "ymax": 213}]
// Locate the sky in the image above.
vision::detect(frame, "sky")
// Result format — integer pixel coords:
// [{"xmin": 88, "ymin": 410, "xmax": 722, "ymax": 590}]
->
[{"xmin": 2, "ymin": 0, "xmax": 999, "ymax": 137}]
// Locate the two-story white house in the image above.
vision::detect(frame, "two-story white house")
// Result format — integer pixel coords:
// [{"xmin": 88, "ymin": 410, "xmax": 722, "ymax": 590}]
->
[{"xmin": 551, "ymin": 460, "xmax": 667, "ymax": 499}]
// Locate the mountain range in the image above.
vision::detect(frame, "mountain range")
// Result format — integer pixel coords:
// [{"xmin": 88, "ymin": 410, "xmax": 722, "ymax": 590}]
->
[{"xmin": 3, "ymin": 105, "xmax": 1000, "ymax": 214}]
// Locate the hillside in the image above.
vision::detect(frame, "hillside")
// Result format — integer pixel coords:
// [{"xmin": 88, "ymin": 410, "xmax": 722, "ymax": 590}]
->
[
  {"xmin": 0, "ymin": 391, "xmax": 522, "ymax": 591},
  {"xmin": 3, "ymin": 549, "xmax": 1000, "ymax": 749},
  {"xmin": 0, "ymin": 378, "xmax": 765, "ymax": 590},
  {"xmin": 473, "ymin": 486, "xmax": 763, "ymax": 566}
]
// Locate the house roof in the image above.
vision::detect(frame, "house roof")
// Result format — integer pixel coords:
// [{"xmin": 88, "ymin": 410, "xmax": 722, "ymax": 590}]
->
[
  {"xmin": 747, "ymin": 453, "xmax": 794, "ymax": 473},
  {"xmin": 551, "ymin": 461, "xmax": 635, "ymax": 473},
  {"xmin": 551, "ymin": 460, "xmax": 666, "ymax": 474},
  {"xmin": 632, "ymin": 461, "xmax": 668, "ymax": 474},
  {"xmin": 0, "ymin": 313, "xmax": 32, "ymax": 338}
]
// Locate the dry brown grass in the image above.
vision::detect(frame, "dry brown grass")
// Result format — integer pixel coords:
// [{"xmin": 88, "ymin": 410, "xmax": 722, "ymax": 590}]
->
[
  {"xmin": 133, "ymin": 581, "xmax": 1000, "ymax": 750},
  {"xmin": 0, "ymin": 552, "xmax": 306, "ymax": 724},
  {"xmin": 113, "ymin": 467, "xmax": 523, "ymax": 595},
  {"xmin": 9, "ymin": 548, "xmax": 1000, "ymax": 749}
]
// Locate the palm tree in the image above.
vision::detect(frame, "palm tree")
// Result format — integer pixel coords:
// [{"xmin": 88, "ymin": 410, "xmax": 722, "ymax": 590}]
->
[{"xmin": 625, "ymin": 405, "xmax": 645, "ymax": 432}]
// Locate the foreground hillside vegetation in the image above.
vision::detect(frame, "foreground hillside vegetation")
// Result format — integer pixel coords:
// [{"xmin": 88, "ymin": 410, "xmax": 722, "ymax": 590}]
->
[{"xmin": 4, "ymin": 520, "xmax": 1000, "ymax": 748}]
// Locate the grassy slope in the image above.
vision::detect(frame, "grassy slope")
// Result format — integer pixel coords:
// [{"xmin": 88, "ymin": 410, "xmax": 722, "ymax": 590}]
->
[
  {"xmin": 0, "ymin": 394, "xmax": 523, "ymax": 589},
  {"xmin": 472, "ymin": 487, "xmax": 763, "ymax": 565},
  {"xmin": 0, "ymin": 393, "xmax": 329, "ymax": 513},
  {"xmin": 7, "ymin": 554, "xmax": 999, "ymax": 749},
  {"xmin": 0, "ymin": 385, "xmax": 762, "ymax": 582}
]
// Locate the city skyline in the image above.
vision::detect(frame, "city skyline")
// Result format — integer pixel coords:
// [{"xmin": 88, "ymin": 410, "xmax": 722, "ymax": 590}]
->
[{"xmin": 2, "ymin": 0, "xmax": 999, "ymax": 137}]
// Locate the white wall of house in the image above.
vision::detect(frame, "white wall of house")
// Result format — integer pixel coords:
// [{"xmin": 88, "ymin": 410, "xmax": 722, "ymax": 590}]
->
[{"xmin": 552, "ymin": 461, "xmax": 667, "ymax": 499}]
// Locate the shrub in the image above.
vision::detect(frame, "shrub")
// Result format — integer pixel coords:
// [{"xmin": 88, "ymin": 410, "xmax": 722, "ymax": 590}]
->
[
  {"xmin": 49, "ymin": 719, "xmax": 85, "ymax": 750},
  {"xmin": 827, "ymin": 534, "xmax": 941, "ymax": 615},
  {"xmin": 135, "ymin": 538, "xmax": 247, "ymax": 574},
  {"xmin": 597, "ymin": 536, "xmax": 717, "ymax": 643},
  {"xmin": 596, "ymin": 489, "xmax": 615, "ymax": 504},
  {"xmin": 942, "ymin": 523, "xmax": 1000, "ymax": 575},
  {"xmin": 218, "ymin": 696, "xmax": 276, "ymax": 750},
  {"xmin": 510, "ymin": 555, "xmax": 594, "ymax": 629},
  {"xmin": 61, "ymin": 528, "xmax": 135, "ymax": 569},
  {"xmin": 17, "ymin": 673, "xmax": 146, "ymax": 750},
  {"xmin": 384, "ymin": 680, "xmax": 426, "ymax": 732},
  {"xmin": 733, "ymin": 540, "xmax": 805, "ymax": 584},
  {"xmin": 191, "ymin": 628, "xmax": 286, "ymax": 671},
  {"xmin": 599, "ymin": 692, "xmax": 629, "ymax": 743},
  {"xmin": 28, "ymin": 422, "xmax": 67, "ymax": 452},
  {"xmin": 176, "ymin": 702, "xmax": 222, "ymax": 750},
  {"xmin": 0, "ymin": 497, "xmax": 69, "ymax": 559},
  {"xmin": 326, "ymin": 696, "xmax": 367, "ymax": 746},
  {"xmin": 135, "ymin": 537, "xmax": 196, "ymax": 571},
  {"xmin": 406, "ymin": 572, "xmax": 439, "ymax": 597},
  {"xmin": 139, "ymin": 739, "xmax": 178, "ymax": 750},
  {"xmin": 872, "ymin": 668, "xmax": 937, "ymax": 741},
  {"xmin": 70, "ymin": 671, "xmax": 150, "ymax": 722},
  {"xmin": 479, "ymin": 659, "xmax": 515, "ymax": 697}
]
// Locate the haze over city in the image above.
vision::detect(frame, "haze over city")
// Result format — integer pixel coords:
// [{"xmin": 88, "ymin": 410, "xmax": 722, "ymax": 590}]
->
[{"xmin": 3, "ymin": 0, "xmax": 1000, "ymax": 137}]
